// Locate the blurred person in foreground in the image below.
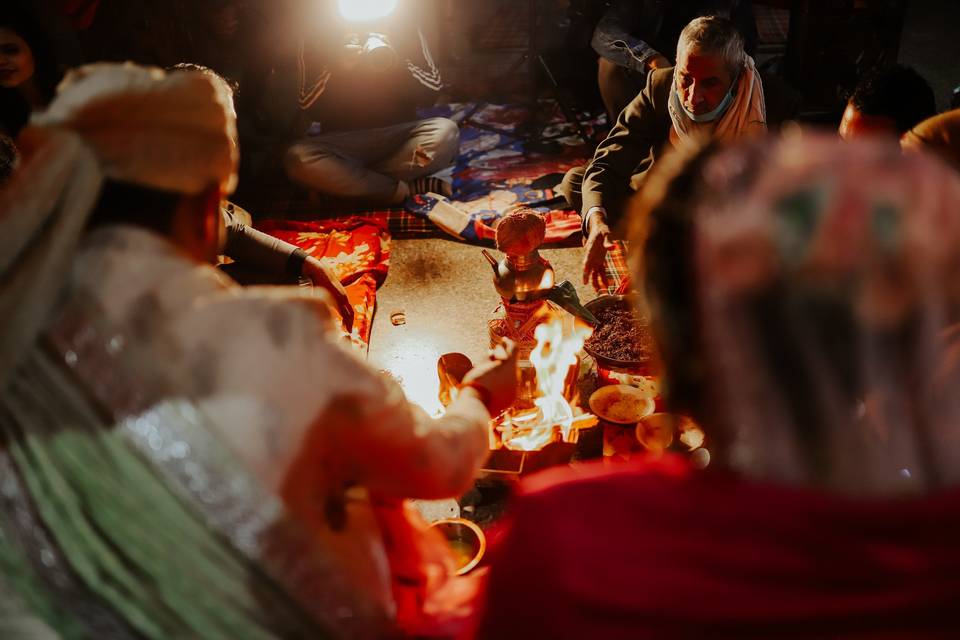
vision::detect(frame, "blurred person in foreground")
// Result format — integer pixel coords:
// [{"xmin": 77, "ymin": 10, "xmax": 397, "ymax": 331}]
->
[
  {"xmin": 0, "ymin": 63, "xmax": 516, "ymax": 638},
  {"xmin": 902, "ymin": 108, "xmax": 960, "ymax": 172},
  {"xmin": 560, "ymin": 15, "xmax": 766, "ymax": 289},
  {"xmin": 838, "ymin": 64, "xmax": 936, "ymax": 141},
  {"xmin": 478, "ymin": 133, "xmax": 960, "ymax": 638}
]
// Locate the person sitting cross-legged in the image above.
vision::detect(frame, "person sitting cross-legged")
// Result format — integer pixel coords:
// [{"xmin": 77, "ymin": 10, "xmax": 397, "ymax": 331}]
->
[{"xmin": 240, "ymin": 0, "xmax": 459, "ymax": 208}]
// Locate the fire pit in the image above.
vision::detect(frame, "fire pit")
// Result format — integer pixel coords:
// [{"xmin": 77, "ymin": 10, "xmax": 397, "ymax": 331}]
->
[
  {"xmin": 485, "ymin": 314, "xmax": 600, "ymax": 476},
  {"xmin": 436, "ymin": 312, "xmax": 600, "ymax": 476}
]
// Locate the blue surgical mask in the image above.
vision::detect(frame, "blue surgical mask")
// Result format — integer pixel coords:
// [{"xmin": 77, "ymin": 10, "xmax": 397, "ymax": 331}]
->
[{"xmin": 674, "ymin": 71, "xmax": 740, "ymax": 123}]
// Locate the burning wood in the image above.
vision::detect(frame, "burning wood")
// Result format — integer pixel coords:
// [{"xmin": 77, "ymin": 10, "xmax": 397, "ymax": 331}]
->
[{"xmin": 496, "ymin": 410, "xmax": 598, "ymax": 452}]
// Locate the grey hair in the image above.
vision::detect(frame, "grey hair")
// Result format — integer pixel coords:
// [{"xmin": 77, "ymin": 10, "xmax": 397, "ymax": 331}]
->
[{"xmin": 676, "ymin": 16, "xmax": 746, "ymax": 75}]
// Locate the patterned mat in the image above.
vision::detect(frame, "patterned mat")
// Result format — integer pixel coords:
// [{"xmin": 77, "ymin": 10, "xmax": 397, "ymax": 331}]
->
[
  {"xmin": 266, "ymin": 102, "xmax": 605, "ymax": 244},
  {"xmin": 254, "ymin": 102, "xmax": 625, "ymax": 347},
  {"xmin": 602, "ymin": 241, "xmax": 631, "ymax": 296},
  {"xmin": 407, "ymin": 101, "xmax": 606, "ymax": 243}
]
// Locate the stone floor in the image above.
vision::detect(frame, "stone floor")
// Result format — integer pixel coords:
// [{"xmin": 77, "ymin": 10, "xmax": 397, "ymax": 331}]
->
[{"xmin": 367, "ymin": 238, "xmax": 594, "ymax": 414}]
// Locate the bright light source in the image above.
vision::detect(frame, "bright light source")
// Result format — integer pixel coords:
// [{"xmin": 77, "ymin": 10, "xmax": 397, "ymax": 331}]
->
[{"xmin": 338, "ymin": 0, "xmax": 398, "ymax": 22}]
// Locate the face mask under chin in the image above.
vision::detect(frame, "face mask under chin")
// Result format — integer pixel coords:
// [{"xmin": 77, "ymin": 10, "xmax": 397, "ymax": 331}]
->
[{"xmin": 676, "ymin": 72, "xmax": 739, "ymax": 124}]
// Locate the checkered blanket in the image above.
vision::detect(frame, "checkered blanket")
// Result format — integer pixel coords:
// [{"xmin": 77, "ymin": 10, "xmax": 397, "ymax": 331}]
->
[{"xmin": 602, "ymin": 241, "xmax": 631, "ymax": 295}]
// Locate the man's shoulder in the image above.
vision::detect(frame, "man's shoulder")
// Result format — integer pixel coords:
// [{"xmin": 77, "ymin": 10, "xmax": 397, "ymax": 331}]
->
[
  {"xmin": 622, "ymin": 66, "xmax": 673, "ymax": 120},
  {"xmin": 648, "ymin": 67, "xmax": 673, "ymax": 100}
]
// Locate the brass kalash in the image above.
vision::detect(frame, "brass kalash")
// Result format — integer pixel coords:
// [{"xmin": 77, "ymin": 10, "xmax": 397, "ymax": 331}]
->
[{"xmin": 440, "ymin": 209, "xmax": 599, "ymax": 476}]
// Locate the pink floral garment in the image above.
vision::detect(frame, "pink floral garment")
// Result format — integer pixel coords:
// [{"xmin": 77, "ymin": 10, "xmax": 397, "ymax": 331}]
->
[{"xmin": 681, "ymin": 133, "xmax": 960, "ymax": 494}]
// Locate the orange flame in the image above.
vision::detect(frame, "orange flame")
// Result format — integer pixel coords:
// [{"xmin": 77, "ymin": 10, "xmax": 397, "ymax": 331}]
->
[{"xmin": 499, "ymin": 315, "xmax": 593, "ymax": 452}]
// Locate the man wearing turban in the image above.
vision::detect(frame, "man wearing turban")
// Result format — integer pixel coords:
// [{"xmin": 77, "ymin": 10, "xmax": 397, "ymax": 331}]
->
[{"xmin": 0, "ymin": 63, "xmax": 516, "ymax": 638}]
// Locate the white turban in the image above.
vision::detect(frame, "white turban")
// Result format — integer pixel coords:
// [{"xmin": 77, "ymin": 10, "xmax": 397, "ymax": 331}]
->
[
  {"xmin": 0, "ymin": 63, "xmax": 239, "ymax": 383},
  {"xmin": 30, "ymin": 63, "xmax": 238, "ymax": 195}
]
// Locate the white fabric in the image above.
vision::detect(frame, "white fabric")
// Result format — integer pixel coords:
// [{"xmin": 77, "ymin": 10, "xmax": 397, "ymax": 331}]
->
[
  {"xmin": 47, "ymin": 226, "xmax": 492, "ymax": 635},
  {"xmin": 63, "ymin": 226, "xmax": 490, "ymax": 499},
  {"xmin": 0, "ymin": 63, "xmax": 238, "ymax": 383}
]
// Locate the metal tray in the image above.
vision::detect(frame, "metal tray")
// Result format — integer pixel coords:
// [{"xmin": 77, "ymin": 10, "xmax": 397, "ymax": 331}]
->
[{"xmin": 583, "ymin": 294, "xmax": 652, "ymax": 373}]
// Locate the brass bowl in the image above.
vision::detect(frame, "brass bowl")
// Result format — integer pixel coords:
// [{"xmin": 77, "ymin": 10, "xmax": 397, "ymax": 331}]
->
[
  {"xmin": 429, "ymin": 518, "xmax": 486, "ymax": 576},
  {"xmin": 635, "ymin": 413, "xmax": 707, "ymax": 456},
  {"xmin": 634, "ymin": 412, "xmax": 676, "ymax": 453},
  {"xmin": 589, "ymin": 384, "xmax": 656, "ymax": 424},
  {"xmin": 583, "ymin": 294, "xmax": 651, "ymax": 373}
]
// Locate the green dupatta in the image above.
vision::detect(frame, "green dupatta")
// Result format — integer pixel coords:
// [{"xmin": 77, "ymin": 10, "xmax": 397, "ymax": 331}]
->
[{"xmin": 0, "ymin": 347, "xmax": 336, "ymax": 639}]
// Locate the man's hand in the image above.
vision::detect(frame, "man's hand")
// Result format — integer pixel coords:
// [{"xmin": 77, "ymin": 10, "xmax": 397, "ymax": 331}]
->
[
  {"xmin": 461, "ymin": 339, "xmax": 518, "ymax": 417},
  {"xmin": 583, "ymin": 209, "xmax": 615, "ymax": 291},
  {"xmin": 302, "ymin": 256, "xmax": 355, "ymax": 332},
  {"xmin": 647, "ymin": 54, "xmax": 671, "ymax": 71}
]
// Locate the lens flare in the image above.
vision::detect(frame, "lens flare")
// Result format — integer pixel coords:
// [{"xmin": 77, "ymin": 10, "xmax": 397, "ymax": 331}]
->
[{"xmin": 338, "ymin": 0, "xmax": 398, "ymax": 22}]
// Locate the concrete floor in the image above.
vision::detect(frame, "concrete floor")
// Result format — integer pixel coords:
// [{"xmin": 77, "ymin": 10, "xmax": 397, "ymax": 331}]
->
[
  {"xmin": 899, "ymin": 0, "xmax": 960, "ymax": 110},
  {"xmin": 367, "ymin": 238, "xmax": 594, "ymax": 415}
]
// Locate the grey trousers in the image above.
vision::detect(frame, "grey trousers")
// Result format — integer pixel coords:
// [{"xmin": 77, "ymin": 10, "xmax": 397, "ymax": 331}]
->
[{"xmin": 284, "ymin": 117, "xmax": 460, "ymax": 205}]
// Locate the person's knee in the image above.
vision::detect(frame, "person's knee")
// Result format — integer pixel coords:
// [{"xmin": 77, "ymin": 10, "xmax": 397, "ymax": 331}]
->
[
  {"xmin": 283, "ymin": 144, "xmax": 310, "ymax": 179},
  {"xmin": 283, "ymin": 143, "xmax": 332, "ymax": 185},
  {"xmin": 597, "ymin": 57, "xmax": 622, "ymax": 83},
  {"xmin": 558, "ymin": 165, "xmax": 585, "ymax": 209},
  {"xmin": 597, "ymin": 58, "xmax": 638, "ymax": 120},
  {"xmin": 421, "ymin": 117, "xmax": 460, "ymax": 165},
  {"xmin": 436, "ymin": 118, "xmax": 460, "ymax": 157}
]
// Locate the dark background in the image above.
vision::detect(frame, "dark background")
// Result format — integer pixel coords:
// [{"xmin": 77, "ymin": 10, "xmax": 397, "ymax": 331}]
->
[{"xmin": 899, "ymin": 0, "xmax": 960, "ymax": 110}]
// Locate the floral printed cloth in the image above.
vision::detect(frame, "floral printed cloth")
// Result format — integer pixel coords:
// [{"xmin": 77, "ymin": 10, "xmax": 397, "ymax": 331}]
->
[{"xmin": 257, "ymin": 216, "xmax": 391, "ymax": 351}]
